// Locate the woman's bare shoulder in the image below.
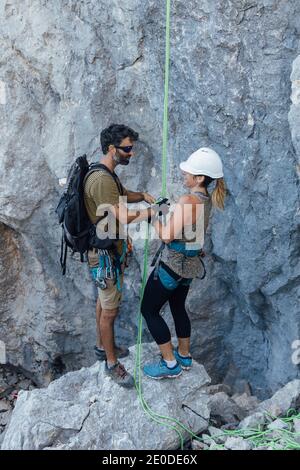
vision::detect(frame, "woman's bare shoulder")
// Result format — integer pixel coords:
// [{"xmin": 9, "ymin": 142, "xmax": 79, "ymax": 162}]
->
[{"xmin": 178, "ymin": 194, "xmax": 204, "ymax": 205}]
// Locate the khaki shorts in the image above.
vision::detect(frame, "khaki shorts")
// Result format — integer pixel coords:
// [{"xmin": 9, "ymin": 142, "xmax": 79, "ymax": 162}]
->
[{"xmin": 88, "ymin": 248, "xmax": 124, "ymax": 310}]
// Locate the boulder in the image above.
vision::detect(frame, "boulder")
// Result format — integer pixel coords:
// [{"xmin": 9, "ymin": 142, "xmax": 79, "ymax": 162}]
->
[
  {"xmin": 224, "ymin": 436, "xmax": 253, "ymax": 450},
  {"xmin": 232, "ymin": 393, "xmax": 260, "ymax": 415},
  {"xmin": 293, "ymin": 418, "xmax": 300, "ymax": 434},
  {"xmin": 0, "ymin": 410, "xmax": 12, "ymax": 427},
  {"xmin": 257, "ymin": 380, "xmax": 300, "ymax": 418},
  {"xmin": 267, "ymin": 419, "xmax": 289, "ymax": 431},
  {"xmin": 0, "ymin": 400, "xmax": 10, "ymax": 412},
  {"xmin": 208, "ymin": 392, "xmax": 247, "ymax": 426},
  {"xmin": 1, "ymin": 343, "xmax": 211, "ymax": 450},
  {"xmin": 208, "ymin": 425, "xmax": 227, "ymax": 444},
  {"xmin": 238, "ymin": 412, "xmax": 267, "ymax": 431},
  {"xmin": 191, "ymin": 440, "xmax": 209, "ymax": 450}
]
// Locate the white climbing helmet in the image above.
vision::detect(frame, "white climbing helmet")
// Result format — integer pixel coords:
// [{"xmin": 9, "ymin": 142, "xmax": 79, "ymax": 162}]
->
[{"xmin": 179, "ymin": 147, "xmax": 224, "ymax": 178}]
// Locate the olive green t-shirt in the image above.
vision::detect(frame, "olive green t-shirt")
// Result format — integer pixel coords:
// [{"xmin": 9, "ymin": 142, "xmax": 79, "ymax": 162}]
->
[{"xmin": 84, "ymin": 169, "xmax": 128, "ymax": 253}]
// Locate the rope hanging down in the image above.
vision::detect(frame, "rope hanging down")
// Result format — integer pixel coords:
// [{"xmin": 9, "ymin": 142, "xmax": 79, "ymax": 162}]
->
[{"xmin": 133, "ymin": 0, "xmax": 197, "ymax": 449}]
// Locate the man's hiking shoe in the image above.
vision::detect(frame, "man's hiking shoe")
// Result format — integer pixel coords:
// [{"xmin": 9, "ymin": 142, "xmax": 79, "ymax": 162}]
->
[
  {"xmin": 174, "ymin": 348, "xmax": 193, "ymax": 370},
  {"xmin": 94, "ymin": 345, "xmax": 130, "ymax": 361},
  {"xmin": 104, "ymin": 361, "xmax": 134, "ymax": 388},
  {"xmin": 143, "ymin": 358, "xmax": 182, "ymax": 380}
]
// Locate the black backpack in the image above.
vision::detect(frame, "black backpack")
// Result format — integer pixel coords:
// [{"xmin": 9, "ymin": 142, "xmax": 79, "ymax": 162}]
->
[{"xmin": 55, "ymin": 155, "xmax": 124, "ymax": 275}]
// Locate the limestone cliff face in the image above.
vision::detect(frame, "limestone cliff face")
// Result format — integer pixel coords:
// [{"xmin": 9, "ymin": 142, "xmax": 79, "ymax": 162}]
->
[{"xmin": 0, "ymin": 0, "xmax": 299, "ymax": 397}]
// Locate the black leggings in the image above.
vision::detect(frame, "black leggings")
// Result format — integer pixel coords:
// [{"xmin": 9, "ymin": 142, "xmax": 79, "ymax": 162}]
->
[{"xmin": 141, "ymin": 268, "xmax": 191, "ymax": 345}]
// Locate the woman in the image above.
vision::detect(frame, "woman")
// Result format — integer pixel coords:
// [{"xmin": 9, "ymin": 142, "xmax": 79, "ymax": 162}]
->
[{"xmin": 141, "ymin": 147, "xmax": 226, "ymax": 379}]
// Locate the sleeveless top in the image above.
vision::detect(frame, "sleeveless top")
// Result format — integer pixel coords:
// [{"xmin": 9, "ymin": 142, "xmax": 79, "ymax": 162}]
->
[{"xmin": 160, "ymin": 191, "xmax": 212, "ymax": 278}]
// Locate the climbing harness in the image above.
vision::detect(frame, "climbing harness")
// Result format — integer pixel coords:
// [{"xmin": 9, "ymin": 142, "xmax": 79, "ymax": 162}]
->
[
  {"xmin": 151, "ymin": 241, "xmax": 206, "ymax": 281},
  {"xmin": 90, "ymin": 240, "xmax": 127, "ymax": 292}
]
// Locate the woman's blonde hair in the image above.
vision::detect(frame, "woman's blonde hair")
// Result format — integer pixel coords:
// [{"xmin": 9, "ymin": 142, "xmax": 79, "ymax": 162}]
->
[{"xmin": 211, "ymin": 177, "xmax": 226, "ymax": 210}]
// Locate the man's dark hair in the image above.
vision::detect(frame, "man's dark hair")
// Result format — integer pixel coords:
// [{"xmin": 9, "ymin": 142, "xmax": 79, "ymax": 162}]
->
[{"xmin": 100, "ymin": 124, "xmax": 139, "ymax": 154}]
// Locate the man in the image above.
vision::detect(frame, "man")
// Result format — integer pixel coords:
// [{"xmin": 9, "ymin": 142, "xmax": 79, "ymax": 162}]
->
[{"xmin": 84, "ymin": 124, "xmax": 156, "ymax": 388}]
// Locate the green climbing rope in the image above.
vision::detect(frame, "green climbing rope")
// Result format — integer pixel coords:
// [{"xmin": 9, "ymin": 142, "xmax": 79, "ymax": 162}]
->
[
  {"xmin": 192, "ymin": 409, "xmax": 300, "ymax": 450},
  {"xmin": 133, "ymin": 0, "xmax": 192, "ymax": 450},
  {"xmin": 133, "ymin": 0, "xmax": 216, "ymax": 450},
  {"xmin": 161, "ymin": 0, "xmax": 171, "ymax": 199}
]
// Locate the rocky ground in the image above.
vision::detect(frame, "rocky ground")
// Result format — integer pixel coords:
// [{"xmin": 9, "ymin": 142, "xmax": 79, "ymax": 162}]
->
[
  {"xmin": 1, "ymin": 343, "xmax": 300, "ymax": 450},
  {"xmin": 191, "ymin": 381, "xmax": 300, "ymax": 450},
  {"xmin": 0, "ymin": 364, "xmax": 37, "ymax": 439}
]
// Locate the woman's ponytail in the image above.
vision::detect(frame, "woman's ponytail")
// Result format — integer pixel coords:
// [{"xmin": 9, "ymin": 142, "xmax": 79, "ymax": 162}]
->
[{"xmin": 211, "ymin": 177, "xmax": 226, "ymax": 210}]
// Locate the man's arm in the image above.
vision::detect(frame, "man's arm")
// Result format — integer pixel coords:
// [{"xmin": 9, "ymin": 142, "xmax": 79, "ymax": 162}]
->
[
  {"xmin": 108, "ymin": 202, "xmax": 154, "ymax": 225},
  {"xmin": 90, "ymin": 174, "xmax": 155, "ymax": 225},
  {"xmin": 125, "ymin": 190, "xmax": 156, "ymax": 204}
]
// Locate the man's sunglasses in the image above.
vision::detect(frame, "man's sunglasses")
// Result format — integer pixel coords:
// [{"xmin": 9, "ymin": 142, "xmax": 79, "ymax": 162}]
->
[{"xmin": 115, "ymin": 145, "xmax": 133, "ymax": 154}]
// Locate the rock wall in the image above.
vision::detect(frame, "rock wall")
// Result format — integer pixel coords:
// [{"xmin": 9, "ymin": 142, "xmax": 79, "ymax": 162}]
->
[{"xmin": 0, "ymin": 0, "xmax": 299, "ymax": 398}]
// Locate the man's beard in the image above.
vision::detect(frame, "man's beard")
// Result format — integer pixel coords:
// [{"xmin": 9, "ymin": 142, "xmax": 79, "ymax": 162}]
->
[{"xmin": 113, "ymin": 150, "xmax": 130, "ymax": 166}]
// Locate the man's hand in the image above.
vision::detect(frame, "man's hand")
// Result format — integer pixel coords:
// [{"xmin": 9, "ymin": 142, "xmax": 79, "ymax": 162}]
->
[{"xmin": 142, "ymin": 192, "xmax": 156, "ymax": 204}]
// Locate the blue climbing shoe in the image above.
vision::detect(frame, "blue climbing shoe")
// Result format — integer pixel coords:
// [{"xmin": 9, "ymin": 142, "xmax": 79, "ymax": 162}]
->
[
  {"xmin": 174, "ymin": 348, "xmax": 192, "ymax": 370},
  {"xmin": 143, "ymin": 358, "xmax": 182, "ymax": 380}
]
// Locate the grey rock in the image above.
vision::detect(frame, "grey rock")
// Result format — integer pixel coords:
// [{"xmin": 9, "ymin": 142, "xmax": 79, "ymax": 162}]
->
[
  {"xmin": 204, "ymin": 384, "xmax": 232, "ymax": 396},
  {"xmin": 267, "ymin": 419, "xmax": 289, "ymax": 431},
  {"xmin": 208, "ymin": 425, "xmax": 227, "ymax": 444},
  {"xmin": 224, "ymin": 436, "xmax": 253, "ymax": 450},
  {"xmin": 293, "ymin": 418, "xmax": 300, "ymax": 444},
  {"xmin": 209, "ymin": 442, "xmax": 225, "ymax": 450},
  {"xmin": 0, "ymin": 0, "xmax": 299, "ymax": 402},
  {"xmin": 1, "ymin": 343, "xmax": 211, "ymax": 450},
  {"xmin": 191, "ymin": 440, "xmax": 209, "ymax": 450},
  {"xmin": 0, "ymin": 432, "xmax": 5, "ymax": 448},
  {"xmin": 201, "ymin": 433, "xmax": 215, "ymax": 445},
  {"xmin": 232, "ymin": 380, "xmax": 252, "ymax": 397},
  {"xmin": 6, "ymin": 374, "xmax": 18, "ymax": 387},
  {"xmin": 223, "ymin": 367, "xmax": 252, "ymax": 397},
  {"xmin": 232, "ymin": 393, "xmax": 260, "ymax": 415},
  {"xmin": 238, "ymin": 412, "xmax": 266, "ymax": 430},
  {"xmin": 268, "ymin": 430, "xmax": 287, "ymax": 442},
  {"xmin": 293, "ymin": 418, "xmax": 300, "ymax": 434},
  {"xmin": 257, "ymin": 380, "xmax": 300, "ymax": 418},
  {"xmin": 0, "ymin": 378, "xmax": 8, "ymax": 390},
  {"xmin": 0, "ymin": 411, "xmax": 12, "ymax": 427},
  {"xmin": 17, "ymin": 379, "xmax": 32, "ymax": 390},
  {"xmin": 0, "ymin": 400, "xmax": 11, "ymax": 412},
  {"xmin": 208, "ymin": 392, "xmax": 247, "ymax": 426}
]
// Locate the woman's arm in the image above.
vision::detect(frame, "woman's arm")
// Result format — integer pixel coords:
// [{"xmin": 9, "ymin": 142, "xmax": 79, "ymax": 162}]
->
[{"xmin": 153, "ymin": 195, "xmax": 197, "ymax": 243}]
